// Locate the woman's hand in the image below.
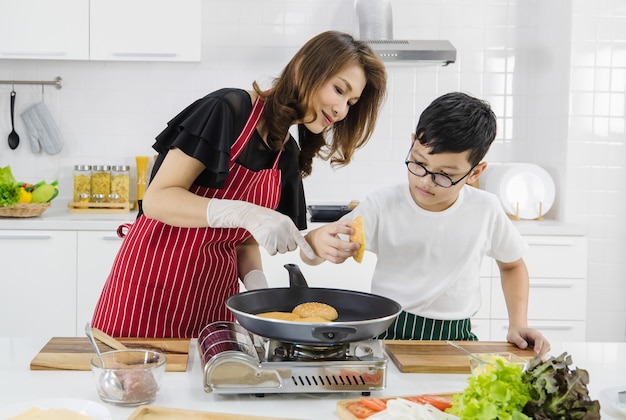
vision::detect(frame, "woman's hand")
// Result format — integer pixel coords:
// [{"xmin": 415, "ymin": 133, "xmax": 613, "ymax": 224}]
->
[{"xmin": 302, "ymin": 220, "xmax": 359, "ymax": 265}]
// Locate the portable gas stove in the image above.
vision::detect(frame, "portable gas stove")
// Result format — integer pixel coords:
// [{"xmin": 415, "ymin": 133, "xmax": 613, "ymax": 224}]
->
[{"xmin": 199, "ymin": 322, "xmax": 388, "ymax": 395}]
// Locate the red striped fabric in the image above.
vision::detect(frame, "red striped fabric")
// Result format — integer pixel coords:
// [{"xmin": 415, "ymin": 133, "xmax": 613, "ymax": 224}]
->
[{"xmin": 92, "ymin": 98, "xmax": 282, "ymax": 338}]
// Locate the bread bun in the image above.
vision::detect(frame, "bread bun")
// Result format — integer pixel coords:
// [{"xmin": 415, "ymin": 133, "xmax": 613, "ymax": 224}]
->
[
  {"xmin": 293, "ymin": 316, "xmax": 332, "ymax": 323},
  {"xmin": 256, "ymin": 311, "xmax": 301, "ymax": 321},
  {"xmin": 292, "ymin": 302, "xmax": 338, "ymax": 321},
  {"xmin": 349, "ymin": 215, "xmax": 365, "ymax": 263}
]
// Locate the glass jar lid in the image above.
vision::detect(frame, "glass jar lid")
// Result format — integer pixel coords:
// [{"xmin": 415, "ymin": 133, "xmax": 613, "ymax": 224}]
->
[
  {"xmin": 92, "ymin": 165, "xmax": 111, "ymax": 171},
  {"xmin": 111, "ymin": 165, "xmax": 130, "ymax": 171},
  {"xmin": 74, "ymin": 164, "xmax": 92, "ymax": 171}
]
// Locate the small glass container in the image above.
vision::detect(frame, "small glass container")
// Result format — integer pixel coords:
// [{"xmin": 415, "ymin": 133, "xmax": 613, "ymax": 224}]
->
[
  {"xmin": 110, "ymin": 165, "xmax": 131, "ymax": 203},
  {"xmin": 91, "ymin": 165, "xmax": 111, "ymax": 201},
  {"xmin": 73, "ymin": 165, "xmax": 92, "ymax": 202}
]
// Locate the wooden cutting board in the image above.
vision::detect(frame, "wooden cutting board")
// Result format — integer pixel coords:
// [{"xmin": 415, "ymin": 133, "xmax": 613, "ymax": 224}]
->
[
  {"xmin": 30, "ymin": 337, "xmax": 190, "ymax": 372},
  {"xmin": 383, "ymin": 340, "xmax": 537, "ymax": 373},
  {"xmin": 128, "ymin": 405, "xmax": 301, "ymax": 419}
]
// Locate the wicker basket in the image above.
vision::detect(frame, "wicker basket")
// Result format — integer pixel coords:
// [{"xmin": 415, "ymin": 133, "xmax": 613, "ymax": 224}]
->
[{"xmin": 0, "ymin": 202, "xmax": 51, "ymax": 218}]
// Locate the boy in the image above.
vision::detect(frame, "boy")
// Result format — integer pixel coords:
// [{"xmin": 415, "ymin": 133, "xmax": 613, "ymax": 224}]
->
[{"xmin": 303, "ymin": 92, "xmax": 550, "ymax": 356}]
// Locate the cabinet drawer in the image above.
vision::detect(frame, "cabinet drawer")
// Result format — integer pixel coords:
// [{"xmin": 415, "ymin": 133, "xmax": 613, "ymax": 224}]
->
[
  {"xmin": 471, "ymin": 318, "xmax": 491, "ymax": 341},
  {"xmin": 524, "ymin": 236, "xmax": 587, "ymax": 278},
  {"xmin": 491, "ymin": 278, "xmax": 586, "ymax": 320},
  {"xmin": 490, "ymin": 319, "xmax": 586, "ymax": 342}
]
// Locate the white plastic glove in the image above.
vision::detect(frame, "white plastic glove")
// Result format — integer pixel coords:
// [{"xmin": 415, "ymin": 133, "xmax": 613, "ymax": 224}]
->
[
  {"xmin": 242, "ymin": 270, "xmax": 268, "ymax": 291},
  {"xmin": 207, "ymin": 198, "xmax": 316, "ymax": 259}
]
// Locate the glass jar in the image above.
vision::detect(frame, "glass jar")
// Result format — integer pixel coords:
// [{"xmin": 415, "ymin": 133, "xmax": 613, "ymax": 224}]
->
[
  {"xmin": 91, "ymin": 165, "xmax": 111, "ymax": 201},
  {"xmin": 73, "ymin": 165, "xmax": 92, "ymax": 202},
  {"xmin": 110, "ymin": 165, "xmax": 131, "ymax": 203}
]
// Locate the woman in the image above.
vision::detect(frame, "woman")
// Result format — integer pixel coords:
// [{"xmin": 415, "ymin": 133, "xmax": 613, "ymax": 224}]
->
[{"xmin": 91, "ymin": 30, "xmax": 387, "ymax": 338}]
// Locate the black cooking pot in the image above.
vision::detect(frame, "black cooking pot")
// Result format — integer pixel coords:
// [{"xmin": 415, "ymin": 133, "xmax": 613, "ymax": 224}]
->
[{"xmin": 226, "ymin": 264, "xmax": 402, "ymax": 344}]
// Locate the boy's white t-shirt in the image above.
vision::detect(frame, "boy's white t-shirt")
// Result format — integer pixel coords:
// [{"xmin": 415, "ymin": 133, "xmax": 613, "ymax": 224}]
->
[{"xmin": 345, "ymin": 183, "xmax": 527, "ymax": 320}]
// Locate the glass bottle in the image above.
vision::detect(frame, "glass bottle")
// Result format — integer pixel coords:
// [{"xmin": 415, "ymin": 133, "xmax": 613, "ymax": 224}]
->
[
  {"xmin": 73, "ymin": 164, "xmax": 92, "ymax": 202},
  {"xmin": 91, "ymin": 165, "xmax": 111, "ymax": 202},
  {"xmin": 110, "ymin": 165, "xmax": 131, "ymax": 203}
]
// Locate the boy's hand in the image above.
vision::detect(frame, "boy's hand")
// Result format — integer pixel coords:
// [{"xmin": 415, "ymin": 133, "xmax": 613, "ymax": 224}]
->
[
  {"xmin": 302, "ymin": 220, "xmax": 359, "ymax": 265},
  {"xmin": 507, "ymin": 327, "xmax": 551, "ymax": 357}
]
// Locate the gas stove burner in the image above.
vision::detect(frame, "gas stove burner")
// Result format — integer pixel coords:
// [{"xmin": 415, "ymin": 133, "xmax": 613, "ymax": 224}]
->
[
  {"xmin": 270, "ymin": 340, "xmax": 350, "ymax": 361},
  {"xmin": 200, "ymin": 322, "xmax": 388, "ymax": 395}
]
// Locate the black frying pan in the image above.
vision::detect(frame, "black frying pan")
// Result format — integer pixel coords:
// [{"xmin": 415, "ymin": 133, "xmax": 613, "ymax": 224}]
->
[{"xmin": 226, "ymin": 264, "xmax": 402, "ymax": 344}]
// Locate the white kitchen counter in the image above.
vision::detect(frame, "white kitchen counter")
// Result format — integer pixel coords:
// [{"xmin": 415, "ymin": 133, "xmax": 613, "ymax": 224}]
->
[
  {"xmin": 0, "ymin": 338, "xmax": 624, "ymax": 419},
  {"xmin": 0, "ymin": 201, "xmax": 138, "ymax": 231},
  {"xmin": 0, "ymin": 200, "xmax": 584, "ymax": 237}
]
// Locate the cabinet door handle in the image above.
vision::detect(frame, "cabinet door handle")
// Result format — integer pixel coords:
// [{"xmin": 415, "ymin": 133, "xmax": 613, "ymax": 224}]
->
[
  {"xmin": 0, "ymin": 235, "xmax": 52, "ymax": 240},
  {"xmin": 529, "ymin": 325, "xmax": 574, "ymax": 331},
  {"xmin": 501, "ymin": 324, "xmax": 574, "ymax": 331},
  {"xmin": 1, "ymin": 51, "xmax": 67, "ymax": 56},
  {"xmin": 530, "ymin": 283, "xmax": 574, "ymax": 289},
  {"xmin": 112, "ymin": 52, "xmax": 177, "ymax": 58},
  {"xmin": 101, "ymin": 236, "xmax": 123, "ymax": 241}
]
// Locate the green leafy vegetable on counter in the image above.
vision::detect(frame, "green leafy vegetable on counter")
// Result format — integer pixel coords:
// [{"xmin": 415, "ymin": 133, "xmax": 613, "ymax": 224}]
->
[
  {"xmin": 447, "ymin": 352, "xmax": 601, "ymax": 420},
  {"xmin": 0, "ymin": 166, "xmax": 19, "ymax": 206},
  {"xmin": 522, "ymin": 352, "xmax": 601, "ymax": 419},
  {"xmin": 447, "ymin": 358, "xmax": 531, "ymax": 419}
]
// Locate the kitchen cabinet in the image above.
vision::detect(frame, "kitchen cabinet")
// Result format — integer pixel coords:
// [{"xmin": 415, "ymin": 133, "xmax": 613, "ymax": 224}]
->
[
  {"xmin": 0, "ymin": 0, "xmax": 89, "ymax": 60},
  {"xmin": 0, "ymin": 0, "xmax": 200, "ymax": 62},
  {"xmin": 0, "ymin": 231, "xmax": 77, "ymax": 336},
  {"xmin": 90, "ymin": 0, "xmax": 201, "ymax": 62},
  {"xmin": 76, "ymin": 231, "xmax": 124, "ymax": 334},
  {"xmin": 488, "ymin": 235, "xmax": 588, "ymax": 342}
]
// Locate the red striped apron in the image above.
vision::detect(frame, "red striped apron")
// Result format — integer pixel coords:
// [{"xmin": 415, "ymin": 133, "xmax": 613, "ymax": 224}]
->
[{"xmin": 92, "ymin": 98, "xmax": 282, "ymax": 338}]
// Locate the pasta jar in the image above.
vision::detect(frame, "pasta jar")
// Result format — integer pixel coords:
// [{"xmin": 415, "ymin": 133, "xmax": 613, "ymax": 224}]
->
[
  {"xmin": 91, "ymin": 165, "xmax": 111, "ymax": 201},
  {"xmin": 110, "ymin": 165, "xmax": 131, "ymax": 203},
  {"xmin": 73, "ymin": 164, "xmax": 92, "ymax": 202}
]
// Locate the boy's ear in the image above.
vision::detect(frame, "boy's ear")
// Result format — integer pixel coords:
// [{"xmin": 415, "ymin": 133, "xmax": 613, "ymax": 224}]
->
[{"xmin": 468, "ymin": 162, "xmax": 488, "ymax": 185}]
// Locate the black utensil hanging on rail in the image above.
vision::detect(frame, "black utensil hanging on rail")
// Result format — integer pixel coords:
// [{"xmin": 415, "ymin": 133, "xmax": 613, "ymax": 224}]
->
[{"xmin": 8, "ymin": 89, "xmax": 20, "ymax": 149}]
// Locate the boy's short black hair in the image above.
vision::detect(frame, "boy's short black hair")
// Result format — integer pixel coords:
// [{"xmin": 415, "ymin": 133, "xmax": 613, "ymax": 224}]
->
[{"xmin": 415, "ymin": 92, "xmax": 497, "ymax": 166}]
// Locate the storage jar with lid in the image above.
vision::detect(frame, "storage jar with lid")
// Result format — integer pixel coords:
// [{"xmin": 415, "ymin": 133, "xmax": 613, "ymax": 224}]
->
[
  {"xmin": 91, "ymin": 165, "xmax": 111, "ymax": 201},
  {"xmin": 110, "ymin": 165, "xmax": 131, "ymax": 203},
  {"xmin": 73, "ymin": 165, "xmax": 92, "ymax": 202}
]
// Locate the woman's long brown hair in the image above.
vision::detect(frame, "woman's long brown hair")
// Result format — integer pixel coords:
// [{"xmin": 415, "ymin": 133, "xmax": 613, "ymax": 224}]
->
[{"xmin": 254, "ymin": 30, "xmax": 387, "ymax": 177}]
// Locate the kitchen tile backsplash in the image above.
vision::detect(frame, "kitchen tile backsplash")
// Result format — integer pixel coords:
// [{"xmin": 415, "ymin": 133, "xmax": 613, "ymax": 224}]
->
[{"xmin": 0, "ymin": 0, "xmax": 624, "ymax": 342}]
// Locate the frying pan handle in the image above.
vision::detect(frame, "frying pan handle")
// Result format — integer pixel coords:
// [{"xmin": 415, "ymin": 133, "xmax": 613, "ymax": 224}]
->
[
  {"xmin": 284, "ymin": 263, "xmax": 309, "ymax": 287},
  {"xmin": 311, "ymin": 326, "xmax": 358, "ymax": 342}
]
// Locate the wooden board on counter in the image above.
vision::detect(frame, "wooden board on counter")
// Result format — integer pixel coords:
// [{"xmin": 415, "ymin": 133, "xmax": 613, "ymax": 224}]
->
[
  {"xmin": 383, "ymin": 340, "xmax": 537, "ymax": 373},
  {"xmin": 128, "ymin": 405, "xmax": 301, "ymax": 420},
  {"xmin": 30, "ymin": 337, "xmax": 190, "ymax": 372},
  {"xmin": 67, "ymin": 201, "xmax": 134, "ymax": 213},
  {"xmin": 337, "ymin": 393, "xmax": 457, "ymax": 420}
]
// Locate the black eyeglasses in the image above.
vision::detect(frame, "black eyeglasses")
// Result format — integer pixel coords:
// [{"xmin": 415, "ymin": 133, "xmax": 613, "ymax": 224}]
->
[{"xmin": 405, "ymin": 159, "xmax": 476, "ymax": 188}]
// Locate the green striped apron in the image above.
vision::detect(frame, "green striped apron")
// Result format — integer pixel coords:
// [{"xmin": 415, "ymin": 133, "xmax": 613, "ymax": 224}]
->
[{"xmin": 378, "ymin": 310, "xmax": 478, "ymax": 340}]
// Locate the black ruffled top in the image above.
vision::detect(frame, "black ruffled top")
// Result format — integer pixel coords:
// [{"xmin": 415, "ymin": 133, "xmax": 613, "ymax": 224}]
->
[{"xmin": 150, "ymin": 88, "xmax": 307, "ymax": 229}]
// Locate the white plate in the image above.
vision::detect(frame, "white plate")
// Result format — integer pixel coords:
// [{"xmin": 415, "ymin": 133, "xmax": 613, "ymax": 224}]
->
[
  {"xmin": 599, "ymin": 387, "xmax": 626, "ymax": 418},
  {"xmin": 0, "ymin": 398, "xmax": 112, "ymax": 420},
  {"xmin": 481, "ymin": 163, "xmax": 555, "ymax": 219}
]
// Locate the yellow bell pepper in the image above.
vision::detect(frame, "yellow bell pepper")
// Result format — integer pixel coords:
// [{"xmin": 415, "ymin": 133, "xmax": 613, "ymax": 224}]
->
[{"xmin": 17, "ymin": 187, "xmax": 32, "ymax": 203}]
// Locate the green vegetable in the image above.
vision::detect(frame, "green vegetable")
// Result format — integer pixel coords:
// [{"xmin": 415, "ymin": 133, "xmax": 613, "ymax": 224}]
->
[
  {"xmin": 447, "ymin": 358, "xmax": 531, "ymax": 419},
  {"xmin": 0, "ymin": 165, "xmax": 17, "ymax": 185},
  {"xmin": 522, "ymin": 352, "xmax": 601, "ymax": 419},
  {"xmin": 31, "ymin": 180, "xmax": 58, "ymax": 203},
  {"xmin": 0, "ymin": 166, "xmax": 19, "ymax": 206}
]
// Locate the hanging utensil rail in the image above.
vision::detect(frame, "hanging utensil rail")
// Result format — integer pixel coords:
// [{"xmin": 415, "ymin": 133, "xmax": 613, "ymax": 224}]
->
[{"xmin": 0, "ymin": 76, "xmax": 62, "ymax": 89}]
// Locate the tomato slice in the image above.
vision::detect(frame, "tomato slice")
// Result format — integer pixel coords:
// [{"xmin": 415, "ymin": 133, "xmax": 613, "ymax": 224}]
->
[
  {"xmin": 359, "ymin": 397, "xmax": 387, "ymax": 412},
  {"xmin": 405, "ymin": 394, "xmax": 453, "ymax": 411},
  {"xmin": 344, "ymin": 401, "xmax": 378, "ymax": 419}
]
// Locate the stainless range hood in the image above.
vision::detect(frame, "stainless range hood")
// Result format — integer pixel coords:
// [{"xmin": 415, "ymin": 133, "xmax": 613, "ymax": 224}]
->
[{"xmin": 355, "ymin": 0, "xmax": 456, "ymax": 66}]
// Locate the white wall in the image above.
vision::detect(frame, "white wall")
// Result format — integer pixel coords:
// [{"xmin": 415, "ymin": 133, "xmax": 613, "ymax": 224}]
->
[{"xmin": 0, "ymin": 0, "xmax": 624, "ymax": 342}]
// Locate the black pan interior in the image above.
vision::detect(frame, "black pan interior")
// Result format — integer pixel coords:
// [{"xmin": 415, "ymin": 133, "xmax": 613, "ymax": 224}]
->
[{"xmin": 226, "ymin": 287, "xmax": 400, "ymax": 321}]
